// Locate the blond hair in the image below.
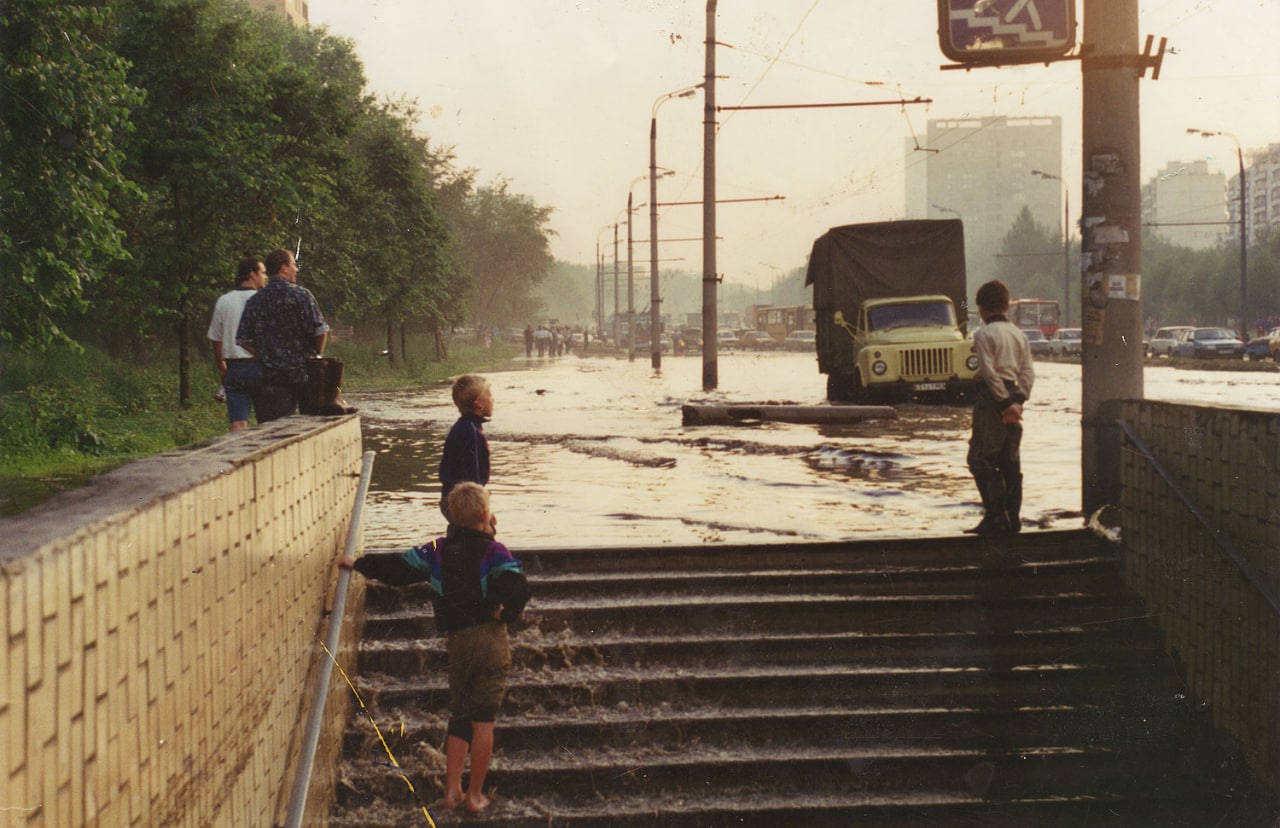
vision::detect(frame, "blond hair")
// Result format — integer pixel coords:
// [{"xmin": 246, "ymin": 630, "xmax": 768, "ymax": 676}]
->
[
  {"xmin": 447, "ymin": 482, "xmax": 490, "ymax": 527},
  {"xmin": 451, "ymin": 373, "xmax": 489, "ymax": 413}
]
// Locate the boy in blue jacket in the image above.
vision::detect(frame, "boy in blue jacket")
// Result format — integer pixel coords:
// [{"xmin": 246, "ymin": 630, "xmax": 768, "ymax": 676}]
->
[
  {"xmin": 438, "ymin": 374, "xmax": 493, "ymax": 522},
  {"xmin": 341, "ymin": 482, "xmax": 529, "ymax": 813}
]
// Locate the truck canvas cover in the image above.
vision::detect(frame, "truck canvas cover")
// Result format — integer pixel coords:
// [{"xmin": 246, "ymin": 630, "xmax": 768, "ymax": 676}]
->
[{"xmin": 804, "ymin": 219, "xmax": 968, "ymax": 322}]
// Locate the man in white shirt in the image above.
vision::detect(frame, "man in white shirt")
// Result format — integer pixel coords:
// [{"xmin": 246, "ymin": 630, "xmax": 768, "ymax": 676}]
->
[
  {"xmin": 206, "ymin": 257, "xmax": 265, "ymax": 431},
  {"xmin": 966, "ymin": 279, "xmax": 1035, "ymax": 535}
]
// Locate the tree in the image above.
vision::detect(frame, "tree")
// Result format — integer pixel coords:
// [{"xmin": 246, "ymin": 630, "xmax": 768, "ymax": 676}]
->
[
  {"xmin": 451, "ymin": 179, "xmax": 556, "ymax": 330},
  {"xmin": 0, "ymin": 0, "xmax": 143, "ymax": 348},
  {"xmin": 109, "ymin": 0, "xmax": 363, "ymax": 402},
  {"xmin": 312, "ymin": 98, "xmax": 455, "ymax": 365},
  {"xmin": 995, "ymin": 206, "xmax": 1064, "ymax": 304}
]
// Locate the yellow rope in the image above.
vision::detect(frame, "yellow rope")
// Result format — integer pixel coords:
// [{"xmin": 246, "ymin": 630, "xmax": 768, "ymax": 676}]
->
[{"xmin": 318, "ymin": 637, "xmax": 437, "ymax": 827}]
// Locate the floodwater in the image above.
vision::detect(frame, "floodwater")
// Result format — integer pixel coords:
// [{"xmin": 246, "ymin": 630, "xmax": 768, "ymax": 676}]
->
[{"xmin": 354, "ymin": 352, "xmax": 1280, "ymax": 550}]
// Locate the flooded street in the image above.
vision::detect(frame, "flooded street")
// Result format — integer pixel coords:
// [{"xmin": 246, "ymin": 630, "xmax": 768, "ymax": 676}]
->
[{"xmin": 354, "ymin": 352, "xmax": 1280, "ymax": 550}]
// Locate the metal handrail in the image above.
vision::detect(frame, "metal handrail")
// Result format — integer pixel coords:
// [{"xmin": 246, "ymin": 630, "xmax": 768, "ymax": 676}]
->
[
  {"xmin": 284, "ymin": 450, "xmax": 376, "ymax": 828},
  {"xmin": 1116, "ymin": 419, "xmax": 1280, "ymax": 617}
]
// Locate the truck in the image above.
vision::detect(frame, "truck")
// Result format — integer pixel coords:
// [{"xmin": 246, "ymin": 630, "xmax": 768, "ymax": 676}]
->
[{"xmin": 804, "ymin": 219, "xmax": 978, "ymax": 403}]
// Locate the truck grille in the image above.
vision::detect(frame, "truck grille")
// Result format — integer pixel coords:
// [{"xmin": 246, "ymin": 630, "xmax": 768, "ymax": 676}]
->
[{"xmin": 901, "ymin": 348, "xmax": 953, "ymax": 378}]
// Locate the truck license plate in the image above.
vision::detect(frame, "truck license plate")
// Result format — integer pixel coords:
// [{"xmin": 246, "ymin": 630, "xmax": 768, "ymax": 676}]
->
[{"xmin": 913, "ymin": 382, "xmax": 946, "ymax": 392}]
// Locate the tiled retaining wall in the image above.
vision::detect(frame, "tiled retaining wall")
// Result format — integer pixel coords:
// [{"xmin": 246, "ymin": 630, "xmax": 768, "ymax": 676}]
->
[
  {"xmin": 1118, "ymin": 400, "xmax": 1280, "ymax": 794},
  {"xmin": 0, "ymin": 416, "xmax": 364, "ymax": 827}
]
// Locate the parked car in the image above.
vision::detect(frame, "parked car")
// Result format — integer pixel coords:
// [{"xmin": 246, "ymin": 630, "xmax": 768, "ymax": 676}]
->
[
  {"xmin": 1172, "ymin": 327, "xmax": 1244, "ymax": 359},
  {"xmin": 1048, "ymin": 327, "xmax": 1083, "ymax": 357},
  {"xmin": 1021, "ymin": 328, "xmax": 1051, "ymax": 357},
  {"xmin": 1244, "ymin": 336, "xmax": 1272, "ymax": 360},
  {"xmin": 783, "ymin": 330, "xmax": 816, "ymax": 351},
  {"xmin": 738, "ymin": 330, "xmax": 778, "ymax": 351},
  {"xmin": 716, "ymin": 328, "xmax": 739, "ymax": 351},
  {"xmin": 1147, "ymin": 325, "xmax": 1195, "ymax": 357}
]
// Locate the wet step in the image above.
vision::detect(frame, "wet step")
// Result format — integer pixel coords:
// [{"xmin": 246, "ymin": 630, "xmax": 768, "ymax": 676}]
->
[
  {"xmin": 343, "ymin": 700, "xmax": 1203, "ymax": 760},
  {"xmin": 331, "ymin": 530, "xmax": 1270, "ymax": 826},
  {"xmin": 363, "ymin": 558, "xmax": 1127, "ymax": 612},
  {"xmin": 360, "ymin": 658, "xmax": 1188, "ymax": 717},
  {"xmin": 362, "ymin": 589, "xmax": 1151, "ymax": 639},
  {"xmin": 332, "ymin": 792, "xmax": 1254, "ymax": 828},
  {"xmin": 358, "ymin": 625, "xmax": 1168, "ymax": 674},
  {"xmin": 335, "ymin": 742, "xmax": 1214, "ymax": 819}
]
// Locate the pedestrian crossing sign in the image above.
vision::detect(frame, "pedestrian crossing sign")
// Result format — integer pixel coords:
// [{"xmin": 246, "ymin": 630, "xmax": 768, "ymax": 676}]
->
[{"xmin": 938, "ymin": 0, "xmax": 1076, "ymax": 65}]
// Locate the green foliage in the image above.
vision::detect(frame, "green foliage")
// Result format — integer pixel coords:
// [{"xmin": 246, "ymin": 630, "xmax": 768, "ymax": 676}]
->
[
  {"xmin": 451, "ymin": 179, "xmax": 557, "ymax": 330},
  {"xmin": 996, "ymin": 206, "xmax": 1071, "ymax": 305},
  {"xmin": 1142, "ymin": 228, "xmax": 1280, "ymax": 329},
  {"xmin": 0, "ymin": 0, "xmax": 144, "ymax": 348},
  {"xmin": 2, "ymin": 0, "xmax": 558, "ymax": 400}
]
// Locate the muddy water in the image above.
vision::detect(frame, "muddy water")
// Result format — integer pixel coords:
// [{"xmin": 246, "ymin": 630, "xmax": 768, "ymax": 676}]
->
[{"xmin": 355, "ymin": 353, "xmax": 1280, "ymax": 550}]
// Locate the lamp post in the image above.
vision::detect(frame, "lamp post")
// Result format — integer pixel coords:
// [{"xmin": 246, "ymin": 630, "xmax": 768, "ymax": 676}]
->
[
  {"xmin": 651, "ymin": 84, "xmax": 702, "ymax": 370},
  {"xmin": 1188, "ymin": 128, "xmax": 1247, "ymax": 340},
  {"xmin": 629, "ymin": 170, "xmax": 674, "ymax": 364},
  {"xmin": 1031, "ymin": 169, "xmax": 1072, "ymax": 327}
]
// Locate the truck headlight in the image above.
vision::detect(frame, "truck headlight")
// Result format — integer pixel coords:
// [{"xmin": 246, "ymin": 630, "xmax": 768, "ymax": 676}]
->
[
  {"xmin": 872, "ymin": 360, "xmax": 888, "ymax": 376},
  {"xmin": 966, "ymin": 355, "xmax": 979, "ymax": 370}
]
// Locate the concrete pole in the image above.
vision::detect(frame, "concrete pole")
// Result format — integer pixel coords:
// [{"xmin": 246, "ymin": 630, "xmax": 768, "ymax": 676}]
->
[
  {"xmin": 627, "ymin": 192, "xmax": 635, "ymax": 361},
  {"xmin": 650, "ymin": 117, "xmax": 662, "ymax": 369},
  {"xmin": 613, "ymin": 223, "xmax": 620, "ymax": 348},
  {"xmin": 1080, "ymin": 0, "xmax": 1144, "ymax": 516},
  {"xmin": 702, "ymin": 0, "xmax": 718, "ymax": 390}
]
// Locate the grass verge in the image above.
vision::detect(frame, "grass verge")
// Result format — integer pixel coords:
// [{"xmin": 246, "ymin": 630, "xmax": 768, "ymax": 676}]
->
[{"xmin": 0, "ymin": 336, "xmax": 516, "ymax": 517}]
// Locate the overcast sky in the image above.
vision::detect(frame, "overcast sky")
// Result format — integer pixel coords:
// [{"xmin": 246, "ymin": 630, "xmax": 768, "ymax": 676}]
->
[{"xmin": 308, "ymin": 1, "xmax": 1280, "ymax": 289}]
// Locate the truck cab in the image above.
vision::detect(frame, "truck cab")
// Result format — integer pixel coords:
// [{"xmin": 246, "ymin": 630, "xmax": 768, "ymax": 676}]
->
[
  {"xmin": 831, "ymin": 295, "xmax": 978, "ymax": 403},
  {"xmin": 806, "ymin": 219, "xmax": 977, "ymax": 404}
]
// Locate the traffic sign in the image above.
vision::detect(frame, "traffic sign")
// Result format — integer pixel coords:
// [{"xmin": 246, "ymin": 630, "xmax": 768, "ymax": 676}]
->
[{"xmin": 937, "ymin": 0, "xmax": 1076, "ymax": 65}]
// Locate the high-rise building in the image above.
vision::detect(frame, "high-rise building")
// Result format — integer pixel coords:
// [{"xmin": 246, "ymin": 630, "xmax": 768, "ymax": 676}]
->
[
  {"xmin": 248, "ymin": 0, "xmax": 307, "ymax": 26},
  {"xmin": 1229, "ymin": 142, "xmax": 1280, "ymax": 244},
  {"xmin": 1141, "ymin": 160, "xmax": 1226, "ymax": 250},
  {"xmin": 904, "ymin": 116, "xmax": 1063, "ymax": 295}
]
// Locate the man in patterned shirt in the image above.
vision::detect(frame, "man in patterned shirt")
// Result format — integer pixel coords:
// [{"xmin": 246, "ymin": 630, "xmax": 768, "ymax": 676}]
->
[{"xmin": 235, "ymin": 248, "xmax": 329, "ymax": 422}]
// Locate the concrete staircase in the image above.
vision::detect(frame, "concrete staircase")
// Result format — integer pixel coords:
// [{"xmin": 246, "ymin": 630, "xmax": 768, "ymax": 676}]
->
[{"xmin": 329, "ymin": 530, "xmax": 1273, "ymax": 826}]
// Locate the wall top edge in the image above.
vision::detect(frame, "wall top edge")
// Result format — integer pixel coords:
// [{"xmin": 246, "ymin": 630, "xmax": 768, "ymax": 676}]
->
[{"xmin": 0, "ymin": 415, "xmax": 360, "ymax": 566}]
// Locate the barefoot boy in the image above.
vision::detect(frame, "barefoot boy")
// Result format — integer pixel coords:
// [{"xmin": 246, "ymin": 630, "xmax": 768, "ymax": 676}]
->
[{"xmin": 341, "ymin": 482, "xmax": 529, "ymax": 813}]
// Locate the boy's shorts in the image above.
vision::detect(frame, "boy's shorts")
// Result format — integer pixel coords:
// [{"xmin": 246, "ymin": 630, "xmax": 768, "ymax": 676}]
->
[{"xmin": 447, "ymin": 620, "xmax": 511, "ymax": 721}]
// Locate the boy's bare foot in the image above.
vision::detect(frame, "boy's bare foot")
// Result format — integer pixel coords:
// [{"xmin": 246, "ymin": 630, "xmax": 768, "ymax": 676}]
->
[
  {"xmin": 464, "ymin": 792, "xmax": 492, "ymax": 813},
  {"xmin": 442, "ymin": 791, "xmax": 465, "ymax": 810}
]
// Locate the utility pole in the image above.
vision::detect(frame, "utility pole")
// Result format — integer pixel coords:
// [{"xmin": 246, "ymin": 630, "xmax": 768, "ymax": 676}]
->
[
  {"xmin": 1080, "ymin": 0, "xmax": 1144, "ymax": 515},
  {"xmin": 702, "ymin": 0, "xmax": 718, "ymax": 391}
]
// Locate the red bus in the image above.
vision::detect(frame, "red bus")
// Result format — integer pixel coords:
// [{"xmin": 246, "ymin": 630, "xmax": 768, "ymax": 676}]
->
[{"xmin": 1009, "ymin": 299, "xmax": 1060, "ymax": 338}]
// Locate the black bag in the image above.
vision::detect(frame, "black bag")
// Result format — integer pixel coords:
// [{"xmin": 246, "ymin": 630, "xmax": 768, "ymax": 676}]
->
[{"xmin": 300, "ymin": 357, "xmax": 357, "ymax": 416}]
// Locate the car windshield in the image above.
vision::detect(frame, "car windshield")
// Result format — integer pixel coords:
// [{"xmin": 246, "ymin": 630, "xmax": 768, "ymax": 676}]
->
[
  {"xmin": 867, "ymin": 302, "xmax": 955, "ymax": 331},
  {"xmin": 1022, "ymin": 329, "xmax": 1044, "ymax": 341},
  {"xmin": 1062, "ymin": 330, "xmax": 1081, "ymax": 340},
  {"xmin": 1197, "ymin": 329, "xmax": 1233, "ymax": 340}
]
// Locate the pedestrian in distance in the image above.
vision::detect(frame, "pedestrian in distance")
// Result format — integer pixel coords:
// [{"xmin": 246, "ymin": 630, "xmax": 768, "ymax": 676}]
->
[
  {"xmin": 339, "ymin": 482, "xmax": 529, "ymax": 814},
  {"xmin": 207, "ymin": 257, "xmax": 266, "ymax": 431},
  {"xmin": 234, "ymin": 248, "xmax": 329, "ymax": 422},
  {"xmin": 965, "ymin": 279, "xmax": 1034, "ymax": 535},
  {"xmin": 439, "ymin": 374, "xmax": 493, "ymax": 523}
]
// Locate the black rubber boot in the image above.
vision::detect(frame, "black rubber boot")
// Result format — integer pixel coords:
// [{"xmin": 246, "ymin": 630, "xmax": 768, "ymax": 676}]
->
[{"xmin": 1005, "ymin": 472, "xmax": 1023, "ymax": 533}]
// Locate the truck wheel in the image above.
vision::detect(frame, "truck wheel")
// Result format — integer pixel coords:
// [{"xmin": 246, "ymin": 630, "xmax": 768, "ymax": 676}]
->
[
  {"xmin": 850, "ymin": 370, "xmax": 870, "ymax": 404},
  {"xmin": 826, "ymin": 372, "xmax": 855, "ymax": 402}
]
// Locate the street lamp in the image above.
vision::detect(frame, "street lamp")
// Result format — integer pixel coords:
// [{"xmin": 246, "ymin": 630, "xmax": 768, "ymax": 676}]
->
[
  {"xmin": 629, "ymin": 170, "xmax": 674, "ymax": 362},
  {"xmin": 651, "ymin": 84, "xmax": 701, "ymax": 369},
  {"xmin": 1188, "ymin": 128, "xmax": 1247, "ymax": 340},
  {"xmin": 1031, "ymin": 169, "xmax": 1072, "ymax": 327}
]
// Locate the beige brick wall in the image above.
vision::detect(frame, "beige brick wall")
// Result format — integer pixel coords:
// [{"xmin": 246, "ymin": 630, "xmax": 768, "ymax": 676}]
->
[
  {"xmin": 1119, "ymin": 400, "xmax": 1280, "ymax": 795},
  {"xmin": 1, "ymin": 416, "xmax": 364, "ymax": 827}
]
